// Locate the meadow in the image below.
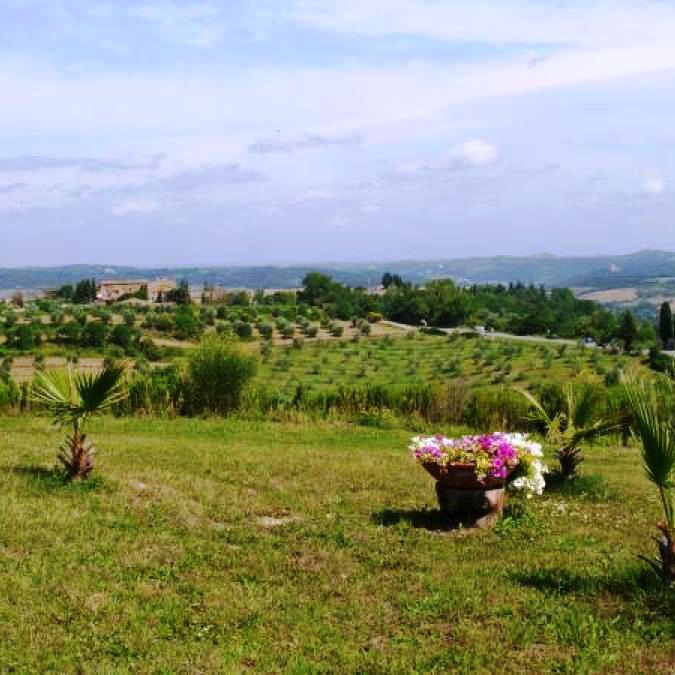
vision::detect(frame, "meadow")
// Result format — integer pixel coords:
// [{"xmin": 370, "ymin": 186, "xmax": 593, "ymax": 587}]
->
[{"xmin": 1, "ymin": 415, "xmax": 673, "ymax": 673}]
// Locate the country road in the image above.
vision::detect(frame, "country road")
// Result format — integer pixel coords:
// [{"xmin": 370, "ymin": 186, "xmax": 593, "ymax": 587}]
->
[{"xmin": 382, "ymin": 321, "xmax": 579, "ymax": 347}]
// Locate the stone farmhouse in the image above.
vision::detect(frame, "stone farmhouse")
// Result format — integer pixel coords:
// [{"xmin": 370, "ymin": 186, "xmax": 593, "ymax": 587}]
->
[{"xmin": 97, "ymin": 278, "xmax": 177, "ymax": 303}]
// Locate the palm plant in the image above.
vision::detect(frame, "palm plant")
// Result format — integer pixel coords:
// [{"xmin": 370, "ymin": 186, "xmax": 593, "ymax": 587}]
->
[
  {"xmin": 625, "ymin": 379, "xmax": 675, "ymax": 582},
  {"xmin": 31, "ymin": 365, "xmax": 127, "ymax": 479},
  {"xmin": 517, "ymin": 383, "xmax": 619, "ymax": 478}
]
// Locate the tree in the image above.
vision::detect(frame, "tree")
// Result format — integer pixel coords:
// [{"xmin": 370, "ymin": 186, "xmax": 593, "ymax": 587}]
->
[
  {"xmin": 166, "ymin": 279, "xmax": 191, "ymax": 305},
  {"xmin": 81, "ymin": 321, "xmax": 109, "ymax": 348},
  {"xmin": 659, "ymin": 302, "xmax": 674, "ymax": 349},
  {"xmin": 625, "ymin": 379, "xmax": 675, "ymax": 582},
  {"xmin": 73, "ymin": 278, "xmax": 97, "ymax": 304},
  {"xmin": 381, "ymin": 272, "xmax": 404, "ymax": 289},
  {"xmin": 109, "ymin": 324, "xmax": 138, "ymax": 352},
  {"xmin": 299, "ymin": 272, "xmax": 335, "ymax": 306},
  {"xmin": 617, "ymin": 310, "xmax": 638, "ymax": 352},
  {"xmin": 8, "ymin": 324, "xmax": 38, "ymax": 350},
  {"xmin": 31, "ymin": 365, "xmax": 128, "ymax": 479},
  {"xmin": 55, "ymin": 284, "xmax": 74, "ymax": 302},
  {"xmin": 173, "ymin": 306, "xmax": 202, "ymax": 340}
]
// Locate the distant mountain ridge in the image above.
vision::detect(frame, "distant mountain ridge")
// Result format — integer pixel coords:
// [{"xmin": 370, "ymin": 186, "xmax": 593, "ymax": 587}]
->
[{"xmin": 2, "ymin": 249, "xmax": 675, "ymax": 290}]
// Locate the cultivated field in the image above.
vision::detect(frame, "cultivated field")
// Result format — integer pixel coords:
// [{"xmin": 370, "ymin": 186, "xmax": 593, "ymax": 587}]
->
[{"xmin": 255, "ymin": 332, "xmax": 640, "ymax": 393}]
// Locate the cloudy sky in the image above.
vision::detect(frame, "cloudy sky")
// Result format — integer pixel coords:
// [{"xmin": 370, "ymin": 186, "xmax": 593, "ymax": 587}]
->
[{"xmin": 1, "ymin": 0, "xmax": 675, "ymax": 266}]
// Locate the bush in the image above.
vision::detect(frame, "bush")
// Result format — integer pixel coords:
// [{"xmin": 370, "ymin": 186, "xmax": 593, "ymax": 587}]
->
[
  {"xmin": 108, "ymin": 324, "xmax": 138, "ymax": 353},
  {"xmin": 234, "ymin": 321, "xmax": 253, "ymax": 340},
  {"xmin": 81, "ymin": 321, "xmax": 108, "ymax": 348},
  {"xmin": 258, "ymin": 322, "xmax": 274, "ymax": 339},
  {"xmin": 183, "ymin": 335, "xmax": 257, "ymax": 415},
  {"xmin": 358, "ymin": 319, "xmax": 372, "ymax": 336},
  {"xmin": 281, "ymin": 324, "xmax": 295, "ymax": 339}
]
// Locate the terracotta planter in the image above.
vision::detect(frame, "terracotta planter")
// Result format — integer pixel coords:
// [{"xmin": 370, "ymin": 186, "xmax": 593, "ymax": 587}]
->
[
  {"xmin": 420, "ymin": 462, "xmax": 512, "ymax": 528},
  {"xmin": 435, "ymin": 483, "xmax": 506, "ymax": 529},
  {"xmin": 421, "ymin": 462, "xmax": 512, "ymax": 490}
]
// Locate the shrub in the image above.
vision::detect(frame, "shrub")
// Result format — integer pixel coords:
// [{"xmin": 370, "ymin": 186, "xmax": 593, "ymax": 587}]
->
[
  {"xmin": 234, "ymin": 321, "xmax": 253, "ymax": 340},
  {"xmin": 81, "ymin": 321, "xmax": 108, "ymax": 348},
  {"xmin": 108, "ymin": 324, "xmax": 138, "ymax": 353},
  {"xmin": 281, "ymin": 324, "xmax": 295, "ymax": 339},
  {"xmin": 258, "ymin": 322, "xmax": 274, "ymax": 339},
  {"xmin": 358, "ymin": 319, "xmax": 372, "ymax": 336},
  {"xmin": 183, "ymin": 335, "xmax": 257, "ymax": 415},
  {"xmin": 260, "ymin": 340, "xmax": 273, "ymax": 361}
]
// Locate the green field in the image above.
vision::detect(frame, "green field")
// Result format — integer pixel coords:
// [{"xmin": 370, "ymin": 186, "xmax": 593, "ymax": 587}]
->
[
  {"xmin": 0, "ymin": 415, "xmax": 673, "ymax": 672},
  {"xmin": 255, "ymin": 333, "xmax": 640, "ymax": 393}
]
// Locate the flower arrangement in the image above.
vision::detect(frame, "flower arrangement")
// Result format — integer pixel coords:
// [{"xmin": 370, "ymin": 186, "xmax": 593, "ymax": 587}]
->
[{"xmin": 409, "ymin": 432, "xmax": 547, "ymax": 496}]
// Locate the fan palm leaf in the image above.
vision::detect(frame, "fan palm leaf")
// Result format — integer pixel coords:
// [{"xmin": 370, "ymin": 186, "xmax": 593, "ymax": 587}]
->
[
  {"xmin": 32, "ymin": 365, "xmax": 127, "ymax": 428},
  {"xmin": 624, "ymin": 379, "xmax": 675, "ymax": 527}
]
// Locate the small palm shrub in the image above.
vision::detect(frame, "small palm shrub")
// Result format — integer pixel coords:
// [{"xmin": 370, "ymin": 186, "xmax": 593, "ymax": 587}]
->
[
  {"xmin": 517, "ymin": 383, "xmax": 618, "ymax": 478},
  {"xmin": 625, "ymin": 379, "xmax": 675, "ymax": 583},
  {"xmin": 31, "ymin": 365, "xmax": 128, "ymax": 479}
]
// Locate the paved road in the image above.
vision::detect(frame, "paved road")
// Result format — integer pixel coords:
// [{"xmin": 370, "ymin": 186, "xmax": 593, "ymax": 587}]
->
[{"xmin": 382, "ymin": 321, "xmax": 579, "ymax": 347}]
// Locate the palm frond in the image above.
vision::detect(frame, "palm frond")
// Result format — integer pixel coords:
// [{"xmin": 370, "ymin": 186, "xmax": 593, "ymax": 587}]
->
[
  {"xmin": 31, "ymin": 368, "xmax": 77, "ymax": 425},
  {"xmin": 31, "ymin": 365, "xmax": 127, "ymax": 426},
  {"xmin": 625, "ymin": 382, "xmax": 675, "ymax": 487},
  {"xmin": 625, "ymin": 380, "xmax": 675, "ymax": 527},
  {"xmin": 569, "ymin": 418, "xmax": 621, "ymax": 446},
  {"xmin": 514, "ymin": 387, "xmax": 551, "ymax": 425},
  {"xmin": 73, "ymin": 365, "xmax": 128, "ymax": 416},
  {"xmin": 568, "ymin": 384, "xmax": 601, "ymax": 429}
]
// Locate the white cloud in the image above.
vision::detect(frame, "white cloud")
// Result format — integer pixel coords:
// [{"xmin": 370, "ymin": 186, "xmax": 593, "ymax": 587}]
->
[
  {"xmin": 643, "ymin": 175, "xmax": 666, "ymax": 195},
  {"xmin": 451, "ymin": 140, "xmax": 499, "ymax": 168},
  {"xmin": 387, "ymin": 139, "xmax": 499, "ymax": 180},
  {"xmin": 111, "ymin": 199, "xmax": 159, "ymax": 216},
  {"xmin": 3, "ymin": 43, "xmax": 675, "ymax": 145},
  {"xmin": 288, "ymin": 0, "xmax": 675, "ymax": 49},
  {"xmin": 129, "ymin": 2, "xmax": 230, "ymax": 48}
]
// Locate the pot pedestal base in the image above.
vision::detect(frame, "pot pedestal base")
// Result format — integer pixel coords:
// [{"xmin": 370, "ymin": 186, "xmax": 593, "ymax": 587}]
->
[{"xmin": 435, "ymin": 482, "xmax": 506, "ymax": 529}]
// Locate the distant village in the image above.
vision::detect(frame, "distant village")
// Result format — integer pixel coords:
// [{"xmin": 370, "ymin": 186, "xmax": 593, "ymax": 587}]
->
[{"xmin": 10, "ymin": 277, "xmax": 384, "ymax": 306}]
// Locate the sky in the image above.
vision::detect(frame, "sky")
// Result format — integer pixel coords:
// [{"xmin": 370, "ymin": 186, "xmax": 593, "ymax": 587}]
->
[{"xmin": 1, "ymin": 0, "xmax": 675, "ymax": 266}]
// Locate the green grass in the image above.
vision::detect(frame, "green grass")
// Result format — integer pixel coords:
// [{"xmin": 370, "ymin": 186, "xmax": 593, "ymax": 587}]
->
[{"xmin": 0, "ymin": 415, "xmax": 673, "ymax": 672}]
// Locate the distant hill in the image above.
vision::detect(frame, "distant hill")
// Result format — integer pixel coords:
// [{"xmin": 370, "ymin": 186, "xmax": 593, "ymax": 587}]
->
[{"xmin": 2, "ymin": 249, "xmax": 675, "ymax": 291}]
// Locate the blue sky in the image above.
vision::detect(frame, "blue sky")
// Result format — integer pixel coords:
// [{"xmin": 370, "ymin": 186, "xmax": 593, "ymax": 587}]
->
[{"xmin": 1, "ymin": 0, "xmax": 675, "ymax": 266}]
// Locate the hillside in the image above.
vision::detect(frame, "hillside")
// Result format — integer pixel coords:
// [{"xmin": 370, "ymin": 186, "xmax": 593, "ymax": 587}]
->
[{"xmin": 1, "ymin": 250, "xmax": 675, "ymax": 294}]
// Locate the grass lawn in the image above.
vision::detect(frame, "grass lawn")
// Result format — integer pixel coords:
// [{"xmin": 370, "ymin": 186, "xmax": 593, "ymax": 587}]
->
[{"xmin": 0, "ymin": 416, "xmax": 673, "ymax": 673}]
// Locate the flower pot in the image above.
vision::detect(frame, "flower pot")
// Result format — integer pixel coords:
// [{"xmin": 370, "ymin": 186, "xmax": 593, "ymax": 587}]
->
[
  {"xmin": 420, "ymin": 463, "xmax": 511, "ymax": 528},
  {"xmin": 421, "ymin": 462, "xmax": 512, "ymax": 490},
  {"xmin": 435, "ymin": 483, "xmax": 506, "ymax": 529}
]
